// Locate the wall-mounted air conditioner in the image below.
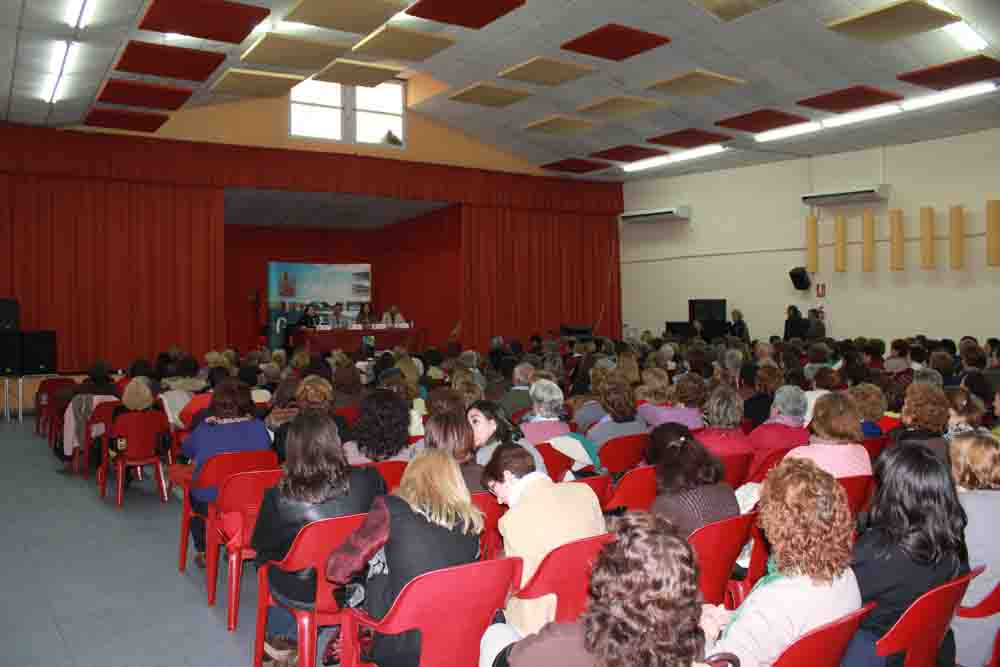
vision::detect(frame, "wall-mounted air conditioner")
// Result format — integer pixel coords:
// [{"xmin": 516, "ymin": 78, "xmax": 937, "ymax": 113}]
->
[
  {"xmin": 801, "ymin": 185, "xmax": 890, "ymax": 207},
  {"xmin": 620, "ymin": 206, "xmax": 691, "ymax": 224}
]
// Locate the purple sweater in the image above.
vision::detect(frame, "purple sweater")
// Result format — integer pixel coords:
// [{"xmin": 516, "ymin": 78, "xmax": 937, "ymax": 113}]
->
[{"xmin": 182, "ymin": 418, "xmax": 271, "ymax": 502}]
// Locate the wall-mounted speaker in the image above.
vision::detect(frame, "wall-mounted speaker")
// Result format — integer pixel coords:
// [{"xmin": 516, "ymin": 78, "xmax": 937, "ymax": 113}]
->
[{"xmin": 789, "ymin": 267, "xmax": 811, "ymax": 291}]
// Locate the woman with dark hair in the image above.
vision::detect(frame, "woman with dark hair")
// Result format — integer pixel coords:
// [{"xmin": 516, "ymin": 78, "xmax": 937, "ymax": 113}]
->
[
  {"xmin": 944, "ymin": 387, "xmax": 988, "ymax": 441},
  {"xmin": 332, "ymin": 365, "xmax": 363, "ymax": 410},
  {"xmin": 586, "ymin": 372, "xmax": 647, "ymax": 449},
  {"xmin": 342, "ymin": 389, "xmax": 418, "ymax": 465},
  {"xmin": 783, "ymin": 305, "xmax": 809, "ymax": 342},
  {"xmin": 647, "ymin": 423, "xmax": 739, "ymax": 537},
  {"xmin": 483, "ymin": 512, "xmax": 711, "ymax": 667},
  {"xmin": 961, "ymin": 371, "xmax": 994, "ymax": 421},
  {"xmin": 425, "ymin": 412, "xmax": 485, "ymax": 492},
  {"xmin": 467, "ymin": 400, "xmax": 547, "ymax": 476},
  {"xmin": 182, "ymin": 378, "xmax": 271, "ymax": 568},
  {"xmin": 706, "ymin": 458, "xmax": 861, "ymax": 665},
  {"xmin": 743, "ymin": 365, "xmax": 784, "ymax": 430},
  {"xmin": 843, "ymin": 443, "xmax": 969, "ymax": 667},
  {"xmin": 251, "ymin": 412, "xmax": 384, "ymax": 664}
]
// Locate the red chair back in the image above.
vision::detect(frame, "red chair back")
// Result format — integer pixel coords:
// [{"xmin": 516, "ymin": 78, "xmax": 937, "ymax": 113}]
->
[
  {"xmin": 599, "ymin": 433, "xmax": 649, "ymax": 473},
  {"xmin": 773, "ymin": 603, "xmax": 876, "ymax": 667},
  {"xmin": 957, "ymin": 580, "xmax": 1000, "ymax": 667},
  {"xmin": 110, "ymin": 411, "xmax": 169, "ymax": 460},
  {"xmin": 535, "ymin": 443, "xmax": 574, "ymax": 482},
  {"xmin": 370, "ymin": 460, "xmax": 407, "ymax": 492},
  {"xmin": 369, "ymin": 558, "xmax": 523, "ymax": 667},
  {"xmin": 863, "ymin": 436, "xmax": 890, "ymax": 461},
  {"xmin": 115, "ymin": 376, "xmax": 130, "ymax": 393},
  {"xmin": 740, "ymin": 418, "xmax": 754, "ymax": 435},
  {"xmin": 216, "ymin": 469, "xmax": 285, "ymax": 539},
  {"xmin": 511, "ymin": 407, "xmax": 531, "ymax": 425},
  {"xmin": 603, "ymin": 465, "xmax": 657, "ymax": 512},
  {"xmin": 194, "ymin": 450, "xmax": 279, "ymax": 490},
  {"xmin": 876, "ymin": 566, "xmax": 983, "ymax": 667},
  {"xmin": 688, "ymin": 512, "xmax": 756, "ymax": 605},
  {"xmin": 37, "ymin": 378, "xmax": 77, "ymax": 405},
  {"xmin": 514, "ymin": 533, "xmax": 615, "ymax": 623},
  {"xmin": 745, "ymin": 446, "xmax": 796, "ymax": 484},
  {"xmin": 472, "ymin": 491, "xmax": 507, "ymax": 559},
  {"xmin": 86, "ymin": 401, "xmax": 122, "ymax": 440},
  {"xmin": 335, "ymin": 405, "xmax": 360, "ymax": 427},
  {"xmin": 719, "ymin": 452, "xmax": 752, "ymax": 488},
  {"xmin": 838, "ymin": 475, "xmax": 873, "ymax": 515},
  {"xmin": 570, "ymin": 474, "xmax": 612, "ymax": 506}
]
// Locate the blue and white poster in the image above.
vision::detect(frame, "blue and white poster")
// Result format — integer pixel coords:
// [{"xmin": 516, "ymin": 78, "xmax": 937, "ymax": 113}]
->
[{"xmin": 267, "ymin": 262, "xmax": 372, "ymax": 348}]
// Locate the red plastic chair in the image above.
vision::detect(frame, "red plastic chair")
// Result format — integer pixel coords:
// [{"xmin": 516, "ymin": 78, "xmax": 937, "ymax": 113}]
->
[
  {"xmin": 176, "ymin": 450, "xmax": 279, "ymax": 572},
  {"xmin": 740, "ymin": 417, "xmax": 754, "ymax": 435},
  {"xmin": 513, "ymin": 533, "xmax": 615, "ymax": 622},
  {"xmin": 744, "ymin": 446, "xmax": 797, "ymax": 484},
  {"xmin": 838, "ymin": 475, "xmax": 874, "ymax": 516},
  {"xmin": 207, "ymin": 468, "xmax": 284, "ymax": 631},
  {"xmin": 340, "ymin": 557, "xmax": 523, "ymax": 667},
  {"xmin": 472, "ymin": 491, "xmax": 507, "ymax": 559},
  {"xmin": 772, "ymin": 603, "xmax": 876, "ymax": 667},
  {"xmin": 511, "ymin": 407, "xmax": 531, "ymax": 425},
  {"xmin": 369, "ymin": 460, "xmax": 407, "ymax": 492},
  {"xmin": 599, "ymin": 433, "xmax": 650, "ymax": 473},
  {"xmin": 876, "ymin": 567, "xmax": 983, "ymax": 667},
  {"xmin": 726, "ymin": 521, "xmax": 769, "ymax": 609},
  {"xmin": 957, "ymin": 580, "xmax": 1000, "ymax": 667},
  {"xmin": 535, "ymin": 442, "xmax": 575, "ymax": 482},
  {"xmin": 47, "ymin": 394, "xmax": 74, "ymax": 451},
  {"xmin": 115, "ymin": 376, "xmax": 130, "ymax": 393},
  {"xmin": 253, "ymin": 514, "xmax": 368, "ymax": 667},
  {"xmin": 98, "ymin": 411, "xmax": 170, "ymax": 508},
  {"xmin": 689, "ymin": 512, "xmax": 757, "ymax": 605},
  {"xmin": 34, "ymin": 377, "xmax": 76, "ymax": 436},
  {"xmin": 570, "ymin": 474, "xmax": 612, "ymax": 506},
  {"xmin": 863, "ymin": 436, "xmax": 891, "ymax": 461},
  {"xmin": 719, "ymin": 452, "xmax": 752, "ymax": 488},
  {"xmin": 603, "ymin": 465, "xmax": 657, "ymax": 512},
  {"xmin": 336, "ymin": 405, "xmax": 360, "ymax": 427},
  {"xmin": 73, "ymin": 400, "xmax": 121, "ymax": 478}
]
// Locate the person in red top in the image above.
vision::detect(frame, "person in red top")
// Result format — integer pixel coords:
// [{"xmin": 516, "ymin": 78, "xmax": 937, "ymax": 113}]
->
[
  {"xmin": 746, "ymin": 385, "xmax": 810, "ymax": 481},
  {"xmin": 697, "ymin": 385, "xmax": 753, "ymax": 458}
]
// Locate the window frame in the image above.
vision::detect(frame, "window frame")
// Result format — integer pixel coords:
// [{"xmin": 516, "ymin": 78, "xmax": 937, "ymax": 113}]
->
[{"xmin": 288, "ymin": 79, "xmax": 407, "ymax": 149}]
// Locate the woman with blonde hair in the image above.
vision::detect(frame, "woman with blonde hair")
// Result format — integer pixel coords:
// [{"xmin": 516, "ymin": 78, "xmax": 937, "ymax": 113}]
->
[
  {"xmin": 635, "ymin": 367, "xmax": 671, "ymax": 407},
  {"xmin": 326, "ymin": 449, "xmax": 482, "ymax": 667},
  {"xmin": 786, "ymin": 392, "xmax": 871, "ymax": 478},
  {"xmin": 616, "ymin": 349, "xmax": 641, "ymax": 386}
]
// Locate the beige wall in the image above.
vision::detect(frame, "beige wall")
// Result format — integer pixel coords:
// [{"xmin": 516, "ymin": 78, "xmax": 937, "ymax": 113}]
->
[{"xmin": 622, "ymin": 127, "xmax": 1000, "ymax": 342}]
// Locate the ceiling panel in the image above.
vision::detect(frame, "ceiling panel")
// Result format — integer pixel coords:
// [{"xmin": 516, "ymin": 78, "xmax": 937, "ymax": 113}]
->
[
  {"xmin": 540, "ymin": 158, "xmax": 610, "ymax": 173},
  {"xmin": 314, "ymin": 59, "xmax": 404, "ymax": 87},
  {"xmin": 115, "ymin": 40, "xmax": 227, "ymax": 81},
  {"xmin": 85, "ymin": 106, "xmax": 170, "ymax": 132},
  {"xmin": 284, "ymin": 0, "xmax": 407, "ymax": 36},
  {"xmin": 211, "ymin": 68, "xmax": 304, "ymax": 97},
  {"xmin": 352, "ymin": 25, "xmax": 456, "ymax": 62},
  {"xmin": 577, "ymin": 95, "xmax": 662, "ymax": 119},
  {"xmin": 797, "ymin": 84, "xmax": 903, "ymax": 112},
  {"xmin": 98, "ymin": 78, "xmax": 194, "ymax": 109},
  {"xmin": 523, "ymin": 114, "xmax": 599, "ymax": 135},
  {"xmin": 241, "ymin": 33, "xmax": 351, "ymax": 70},
  {"xmin": 498, "ymin": 56, "xmax": 595, "ymax": 86},
  {"xmin": 648, "ymin": 128, "xmax": 732, "ymax": 148},
  {"xmin": 405, "ymin": 0, "xmax": 525, "ymax": 29},
  {"xmin": 138, "ymin": 0, "xmax": 269, "ymax": 44},
  {"xmin": 897, "ymin": 54, "xmax": 1000, "ymax": 90},
  {"xmin": 561, "ymin": 24, "xmax": 671, "ymax": 61},
  {"xmin": 646, "ymin": 69, "xmax": 747, "ymax": 97},
  {"xmin": 590, "ymin": 145, "xmax": 668, "ymax": 162},
  {"xmin": 716, "ymin": 108, "xmax": 812, "ymax": 132},
  {"xmin": 826, "ymin": 0, "xmax": 960, "ymax": 44},
  {"xmin": 688, "ymin": 0, "xmax": 783, "ymax": 23},
  {"xmin": 448, "ymin": 82, "xmax": 532, "ymax": 107}
]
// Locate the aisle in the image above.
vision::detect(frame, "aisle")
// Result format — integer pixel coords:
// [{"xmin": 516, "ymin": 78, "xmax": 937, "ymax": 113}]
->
[{"xmin": 1, "ymin": 418, "xmax": 258, "ymax": 667}]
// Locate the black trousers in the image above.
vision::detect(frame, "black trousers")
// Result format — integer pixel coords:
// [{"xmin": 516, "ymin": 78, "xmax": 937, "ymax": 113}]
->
[{"xmin": 189, "ymin": 494, "xmax": 209, "ymax": 553}]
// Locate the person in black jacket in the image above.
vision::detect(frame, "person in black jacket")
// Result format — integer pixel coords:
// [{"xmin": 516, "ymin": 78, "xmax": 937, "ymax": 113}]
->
[
  {"xmin": 783, "ymin": 305, "xmax": 809, "ymax": 341},
  {"xmin": 251, "ymin": 411, "xmax": 384, "ymax": 663}
]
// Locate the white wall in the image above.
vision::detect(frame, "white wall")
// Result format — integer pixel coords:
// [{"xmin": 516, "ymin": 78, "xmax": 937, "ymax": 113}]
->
[{"xmin": 621, "ymin": 127, "xmax": 1000, "ymax": 342}]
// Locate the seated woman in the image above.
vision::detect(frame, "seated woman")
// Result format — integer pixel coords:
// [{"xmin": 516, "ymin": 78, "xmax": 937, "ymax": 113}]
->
[
  {"xmin": 325, "ymin": 450, "xmax": 482, "ymax": 667},
  {"xmin": 424, "ymin": 412, "xmax": 485, "ymax": 492},
  {"xmin": 892, "ymin": 381, "xmax": 951, "ymax": 461},
  {"xmin": 647, "ymin": 423, "xmax": 739, "ymax": 537},
  {"xmin": 844, "ymin": 443, "xmax": 970, "ymax": 667},
  {"xmin": 945, "ymin": 387, "xmax": 988, "ymax": 441},
  {"xmin": 785, "ymin": 392, "xmax": 872, "ymax": 478},
  {"xmin": 848, "ymin": 383, "xmax": 888, "ymax": 438},
  {"xmin": 342, "ymin": 389, "xmax": 420, "ymax": 466},
  {"xmin": 112, "ymin": 376, "xmax": 161, "ymax": 421},
  {"xmin": 950, "ymin": 433, "xmax": 1000, "ymax": 667},
  {"xmin": 520, "ymin": 379, "xmax": 571, "ymax": 445},
  {"xmin": 484, "ymin": 512, "xmax": 711, "ymax": 667},
  {"xmin": 380, "ymin": 305, "xmax": 407, "ymax": 326},
  {"xmin": 467, "ymin": 401, "xmax": 547, "ymax": 477},
  {"xmin": 271, "ymin": 375, "xmax": 351, "ymax": 463},
  {"xmin": 746, "ymin": 385, "xmax": 811, "ymax": 480},
  {"xmin": 697, "ymin": 385, "xmax": 753, "ymax": 459},
  {"xmin": 586, "ymin": 372, "xmax": 648, "ymax": 450},
  {"xmin": 743, "ymin": 366, "xmax": 784, "ymax": 430},
  {"xmin": 639, "ymin": 373, "xmax": 707, "ymax": 431},
  {"xmin": 569, "ymin": 363, "xmax": 614, "ymax": 433},
  {"xmin": 705, "ymin": 458, "xmax": 861, "ymax": 665},
  {"xmin": 251, "ymin": 412, "xmax": 384, "ymax": 664},
  {"xmin": 635, "ymin": 367, "xmax": 672, "ymax": 407},
  {"xmin": 182, "ymin": 378, "xmax": 271, "ymax": 568}
]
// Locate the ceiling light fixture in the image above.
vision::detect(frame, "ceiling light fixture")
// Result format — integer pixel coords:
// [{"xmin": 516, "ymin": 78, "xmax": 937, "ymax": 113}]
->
[
  {"xmin": 65, "ymin": 0, "xmax": 95, "ymax": 28},
  {"xmin": 49, "ymin": 40, "xmax": 70, "ymax": 72},
  {"xmin": 623, "ymin": 144, "xmax": 727, "ymax": 173},
  {"xmin": 925, "ymin": 0, "xmax": 988, "ymax": 52},
  {"xmin": 754, "ymin": 121, "xmax": 822, "ymax": 142},
  {"xmin": 821, "ymin": 103, "xmax": 902, "ymax": 128},
  {"xmin": 900, "ymin": 81, "xmax": 997, "ymax": 111}
]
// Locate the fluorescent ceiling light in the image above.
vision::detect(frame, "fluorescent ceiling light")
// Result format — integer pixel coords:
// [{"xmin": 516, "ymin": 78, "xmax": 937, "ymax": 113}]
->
[
  {"xmin": 40, "ymin": 74, "xmax": 60, "ymax": 103},
  {"xmin": 79, "ymin": 0, "xmax": 96, "ymax": 27},
  {"xmin": 50, "ymin": 40, "xmax": 70, "ymax": 72},
  {"xmin": 623, "ymin": 144, "xmax": 727, "ymax": 173},
  {"xmin": 65, "ymin": 0, "xmax": 96, "ymax": 27},
  {"xmin": 165, "ymin": 32, "xmax": 188, "ymax": 40},
  {"xmin": 901, "ymin": 81, "xmax": 997, "ymax": 111},
  {"xmin": 821, "ymin": 103, "xmax": 901, "ymax": 128},
  {"xmin": 925, "ymin": 0, "xmax": 988, "ymax": 51},
  {"xmin": 754, "ymin": 121, "xmax": 822, "ymax": 143}
]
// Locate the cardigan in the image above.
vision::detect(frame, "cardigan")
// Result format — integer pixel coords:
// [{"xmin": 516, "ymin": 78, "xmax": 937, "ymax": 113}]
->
[
  {"xmin": 746, "ymin": 423, "xmax": 810, "ymax": 481},
  {"xmin": 182, "ymin": 418, "xmax": 272, "ymax": 502},
  {"xmin": 586, "ymin": 417, "xmax": 647, "ymax": 450},
  {"xmin": 784, "ymin": 441, "xmax": 872, "ymax": 478},
  {"xmin": 650, "ymin": 482, "xmax": 739, "ymax": 537},
  {"xmin": 697, "ymin": 427, "xmax": 754, "ymax": 459},
  {"xmin": 953, "ymin": 490, "xmax": 1000, "ymax": 667}
]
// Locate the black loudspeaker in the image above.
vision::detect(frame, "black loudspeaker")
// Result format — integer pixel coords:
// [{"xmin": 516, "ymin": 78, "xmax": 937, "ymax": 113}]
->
[
  {"xmin": 21, "ymin": 331, "xmax": 56, "ymax": 375},
  {"xmin": 688, "ymin": 299, "xmax": 727, "ymax": 322},
  {"xmin": 789, "ymin": 267, "xmax": 811, "ymax": 291},
  {"xmin": 0, "ymin": 299, "xmax": 18, "ymax": 331},
  {"xmin": 0, "ymin": 331, "xmax": 22, "ymax": 375}
]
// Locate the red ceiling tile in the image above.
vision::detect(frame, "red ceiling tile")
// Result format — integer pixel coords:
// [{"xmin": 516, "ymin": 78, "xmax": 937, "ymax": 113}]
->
[
  {"xmin": 716, "ymin": 108, "xmax": 810, "ymax": 133},
  {"xmin": 405, "ymin": 0, "xmax": 524, "ymax": 29},
  {"xmin": 541, "ymin": 158, "xmax": 610, "ymax": 174},
  {"xmin": 590, "ymin": 145, "xmax": 668, "ymax": 162},
  {"xmin": 139, "ymin": 0, "xmax": 269, "ymax": 44},
  {"xmin": 85, "ymin": 107, "xmax": 170, "ymax": 133},
  {"xmin": 797, "ymin": 85, "xmax": 903, "ymax": 113},
  {"xmin": 561, "ymin": 24, "xmax": 671, "ymax": 61},
  {"xmin": 897, "ymin": 54, "xmax": 1000, "ymax": 90},
  {"xmin": 97, "ymin": 79, "xmax": 193, "ymax": 111},
  {"xmin": 647, "ymin": 128, "xmax": 731, "ymax": 148},
  {"xmin": 116, "ymin": 41, "xmax": 226, "ymax": 82}
]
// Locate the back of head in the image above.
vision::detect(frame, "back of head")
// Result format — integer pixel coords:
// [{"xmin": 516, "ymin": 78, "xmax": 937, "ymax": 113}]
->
[
  {"xmin": 648, "ymin": 424, "xmax": 724, "ymax": 494},
  {"xmin": 810, "ymin": 392, "xmax": 862, "ymax": 443},
  {"xmin": 599, "ymin": 371, "xmax": 636, "ymax": 422},
  {"xmin": 210, "ymin": 378, "xmax": 253, "ymax": 419},
  {"xmin": 756, "ymin": 365, "xmax": 784, "ymax": 395},
  {"xmin": 455, "ymin": 379, "xmax": 485, "ymax": 409},
  {"xmin": 295, "ymin": 375, "xmax": 334, "ymax": 412},
  {"xmin": 704, "ymin": 384, "xmax": 743, "ymax": 429},
  {"xmin": 950, "ymin": 433, "xmax": 1000, "ymax": 490},
  {"xmin": 424, "ymin": 412, "xmax": 475, "ymax": 464},
  {"xmin": 513, "ymin": 362, "xmax": 535, "ymax": 386},
  {"xmin": 945, "ymin": 386, "xmax": 985, "ymax": 425},
  {"xmin": 675, "ymin": 374, "xmax": 708, "ymax": 410},
  {"xmin": 772, "ymin": 385, "xmax": 807, "ymax": 419},
  {"xmin": 481, "ymin": 441, "xmax": 536, "ymax": 488},
  {"xmin": 355, "ymin": 389, "xmax": 410, "ymax": 460},
  {"xmin": 847, "ymin": 383, "xmax": 887, "ymax": 423},
  {"xmin": 396, "ymin": 449, "xmax": 483, "ymax": 535},
  {"xmin": 208, "ymin": 365, "xmax": 231, "ymax": 389},
  {"xmin": 280, "ymin": 411, "xmax": 349, "ymax": 503},
  {"xmin": 426, "ymin": 387, "xmax": 465, "ymax": 417},
  {"xmin": 902, "ymin": 382, "xmax": 950, "ymax": 434},
  {"xmin": 529, "ymin": 379, "xmax": 564, "ymax": 418},
  {"xmin": 237, "ymin": 365, "xmax": 260, "ymax": 388},
  {"xmin": 122, "ymin": 377, "xmax": 154, "ymax": 411},
  {"xmin": 813, "ymin": 366, "xmax": 840, "ymax": 391},
  {"xmin": 961, "ymin": 370, "xmax": 993, "ymax": 406}
]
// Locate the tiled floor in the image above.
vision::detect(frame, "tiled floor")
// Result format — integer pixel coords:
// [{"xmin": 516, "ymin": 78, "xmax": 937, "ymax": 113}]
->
[{"xmin": 1, "ymin": 418, "xmax": 260, "ymax": 667}]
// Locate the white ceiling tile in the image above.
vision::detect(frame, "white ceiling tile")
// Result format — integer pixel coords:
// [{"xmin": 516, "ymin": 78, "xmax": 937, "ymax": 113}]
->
[
  {"xmin": 21, "ymin": 0, "xmax": 82, "ymax": 31},
  {"xmin": 0, "ymin": 0, "xmax": 20, "ymax": 28}
]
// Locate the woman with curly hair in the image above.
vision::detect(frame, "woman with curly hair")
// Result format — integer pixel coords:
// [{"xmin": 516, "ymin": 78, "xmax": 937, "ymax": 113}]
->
[
  {"xmin": 785, "ymin": 392, "xmax": 872, "ymax": 478},
  {"xmin": 587, "ymin": 371, "xmax": 647, "ymax": 450},
  {"xmin": 484, "ymin": 512, "xmax": 712, "ymax": 667},
  {"xmin": 341, "ymin": 389, "xmax": 419, "ymax": 465},
  {"xmin": 848, "ymin": 383, "xmax": 888, "ymax": 438},
  {"xmin": 844, "ymin": 443, "xmax": 969, "ymax": 667},
  {"xmin": 893, "ymin": 381, "xmax": 951, "ymax": 461},
  {"xmin": 635, "ymin": 367, "xmax": 672, "ymax": 407},
  {"xmin": 639, "ymin": 373, "xmax": 707, "ymax": 431},
  {"xmin": 944, "ymin": 387, "xmax": 988, "ymax": 441},
  {"xmin": 697, "ymin": 385, "xmax": 754, "ymax": 459},
  {"xmin": 705, "ymin": 458, "xmax": 861, "ymax": 666}
]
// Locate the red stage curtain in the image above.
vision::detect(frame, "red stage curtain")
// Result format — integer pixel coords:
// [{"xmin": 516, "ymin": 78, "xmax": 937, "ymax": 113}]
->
[
  {"xmin": 4, "ymin": 174, "xmax": 224, "ymax": 371},
  {"xmin": 460, "ymin": 206, "xmax": 622, "ymax": 353}
]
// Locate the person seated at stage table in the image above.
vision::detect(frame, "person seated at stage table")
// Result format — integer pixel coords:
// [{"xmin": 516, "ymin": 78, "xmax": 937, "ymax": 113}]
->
[
  {"xmin": 355, "ymin": 302, "xmax": 375, "ymax": 327},
  {"xmin": 331, "ymin": 302, "xmax": 350, "ymax": 328},
  {"xmin": 381, "ymin": 305, "xmax": 407, "ymax": 326},
  {"xmin": 300, "ymin": 304, "xmax": 319, "ymax": 329}
]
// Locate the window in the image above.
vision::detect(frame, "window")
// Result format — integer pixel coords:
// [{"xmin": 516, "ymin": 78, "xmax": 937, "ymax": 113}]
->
[{"xmin": 290, "ymin": 80, "xmax": 405, "ymax": 147}]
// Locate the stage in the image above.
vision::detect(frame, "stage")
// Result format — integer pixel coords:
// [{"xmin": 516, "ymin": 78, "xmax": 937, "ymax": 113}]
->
[{"xmin": 291, "ymin": 327, "xmax": 426, "ymax": 353}]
